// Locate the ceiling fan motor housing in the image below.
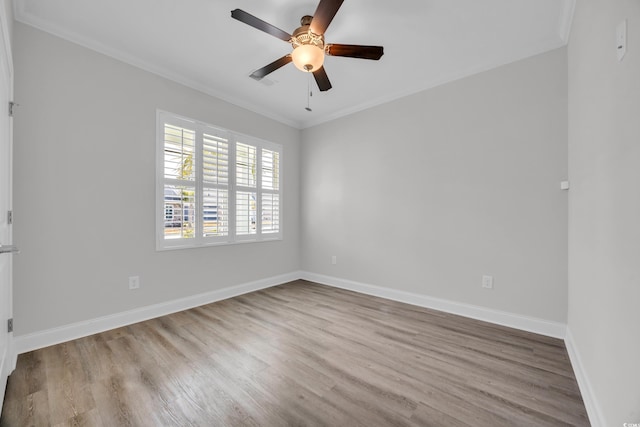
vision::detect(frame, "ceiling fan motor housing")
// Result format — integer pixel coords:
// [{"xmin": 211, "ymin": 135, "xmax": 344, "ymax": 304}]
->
[{"xmin": 290, "ymin": 16, "xmax": 325, "ymax": 72}]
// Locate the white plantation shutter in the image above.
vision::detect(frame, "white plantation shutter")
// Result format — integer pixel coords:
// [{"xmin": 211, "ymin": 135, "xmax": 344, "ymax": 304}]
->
[
  {"xmin": 202, "ymin": 132, "xmax": 229, "ymax": 238},
  {"xmin": 261, "ymin": 149, "xmax": 280, "ymax": 234},
  {"xmin": 261, "ymin": 193, "xmax": 279, "ymax": 234},
  {"xmin": 236, "ymin": 143, "xmax": 257, "ymax": 188},
  {"xmin": 236, "ymin": 191, "xmax": 256, "ymax": 236},
  {"xmin": 156, "ymin": 111, "xmax": 282, "ymax": 250},
  {"xmin": 235, "ymin": 142, "xmax": 257, "ymax": 237},
  {"xmin": 164, "ymin": 124, "xmax": 195, "ymax": 181},
  {"xmin": 162, "ymin": 121, "xmax": 196, "ymax": 242}
]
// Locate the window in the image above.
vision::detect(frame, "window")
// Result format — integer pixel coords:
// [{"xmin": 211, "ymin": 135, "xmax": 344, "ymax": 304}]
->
[{"xmin": 156, "ymin": 111, "xmax": 282, "ymax": 250}]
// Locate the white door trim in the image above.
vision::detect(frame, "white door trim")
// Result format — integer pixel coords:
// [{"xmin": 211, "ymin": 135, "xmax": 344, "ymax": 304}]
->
[{"xmin": 0, "ymin": 0, "xmax": 16, "ymax": 414}]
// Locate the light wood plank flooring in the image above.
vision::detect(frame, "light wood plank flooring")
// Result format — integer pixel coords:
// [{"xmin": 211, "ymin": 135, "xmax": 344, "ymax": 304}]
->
[{"xmin": 1, "ymin": 280, "xmax": 589, "ymax": 426}]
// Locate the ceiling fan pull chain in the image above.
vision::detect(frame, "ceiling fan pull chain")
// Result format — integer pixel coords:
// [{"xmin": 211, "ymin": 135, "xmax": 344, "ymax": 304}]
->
[{"xmin": 306, "ymin": 72, "xmax": 313, "ymax": 112}]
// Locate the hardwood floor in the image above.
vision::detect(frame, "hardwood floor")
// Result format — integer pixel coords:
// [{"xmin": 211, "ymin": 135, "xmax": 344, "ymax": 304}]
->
[{"xmin": 1, "ymin": 280, "xmax": 589, "ymax": 426}]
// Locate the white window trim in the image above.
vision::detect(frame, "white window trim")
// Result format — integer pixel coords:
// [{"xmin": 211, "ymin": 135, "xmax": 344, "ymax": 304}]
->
[{"xmin": 156, "ymin": 110, "xmax": 283, "ymax": 251}]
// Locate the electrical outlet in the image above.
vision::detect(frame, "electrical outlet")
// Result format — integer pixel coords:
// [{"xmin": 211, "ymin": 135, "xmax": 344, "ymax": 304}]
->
[
  {"xmin": 129, "ymin": 276, "xmax": 140, "ymax": 290},
  {"xmin": 482, "ymin": 275, "xmax": 493, "ymax": 289},
  {"xmin": 331, "ymin": 255, "xmax": 337, "ymax": 265}
]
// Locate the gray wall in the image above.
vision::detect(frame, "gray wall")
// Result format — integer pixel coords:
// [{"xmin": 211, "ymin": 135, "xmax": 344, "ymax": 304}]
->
[
  {"xmin": 301, "ymin": 48, "xmax": 568, "ymax": 322},
  {"xmin": 568, "ymin": 0, "xmax": 640, "ymax": 425},
  {"xmin": 12, "ymin": 23, "xmax": 301, "ymax": 335}
]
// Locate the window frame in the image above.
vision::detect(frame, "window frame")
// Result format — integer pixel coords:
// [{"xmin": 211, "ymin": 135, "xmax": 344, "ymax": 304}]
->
[{"xmin": 156, "ymin": 110, "xmax": 283, "ymax": 250}]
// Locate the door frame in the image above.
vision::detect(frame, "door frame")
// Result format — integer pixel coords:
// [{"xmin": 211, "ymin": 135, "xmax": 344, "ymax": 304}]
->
[{"xmin": 0, "ymin": 0, "xmax": 15, "ymax": 411}]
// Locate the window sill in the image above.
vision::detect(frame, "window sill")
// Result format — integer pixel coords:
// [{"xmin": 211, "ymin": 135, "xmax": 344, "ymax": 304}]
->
[{"xmin": 156, "ymin": 236, "xmax": 283, "ymax": 251}]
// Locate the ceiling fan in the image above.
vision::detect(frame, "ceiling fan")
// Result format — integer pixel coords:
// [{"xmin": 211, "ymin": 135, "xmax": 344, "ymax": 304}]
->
[{"xmin": 231, "ymin": 0, "xmax": 384, "ymax": 92}]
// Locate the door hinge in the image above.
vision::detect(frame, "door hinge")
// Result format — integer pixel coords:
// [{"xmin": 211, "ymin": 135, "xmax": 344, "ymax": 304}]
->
[
  {"xmin": 7, "ymin": 210, "xmax": 12, "ymax": 225},
  {"xmin": 7, "ymin": 318, "xmax": 13, "ymax": 333},
  {"xmin": 8, "ymin": 101, "xmax": 17, "ymax": 117}
]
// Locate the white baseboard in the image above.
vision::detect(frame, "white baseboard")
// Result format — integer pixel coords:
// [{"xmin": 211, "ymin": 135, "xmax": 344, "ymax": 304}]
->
[
  {"xmin": 300, "ymin": 271, "xmax": 566, "ymax": 339},
  {"xmin": 14, "ymin": 271, "xmax": 302, "ymax": 354},
  {"xmin": 14, "ymin": 270, "xmax": 566, "ymax": 353},
  {"xmin": 564, "ymin": 327, "xmax": 604, "ymax": 427}
]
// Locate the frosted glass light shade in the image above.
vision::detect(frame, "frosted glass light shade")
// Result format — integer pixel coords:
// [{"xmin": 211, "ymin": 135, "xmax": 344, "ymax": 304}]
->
[{"xmin": 291, "ymin": 44, "xmax": 325, "ymax": 72}]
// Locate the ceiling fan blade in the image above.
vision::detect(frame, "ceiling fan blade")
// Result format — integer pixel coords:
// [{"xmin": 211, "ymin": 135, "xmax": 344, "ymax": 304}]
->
[
  {"xmin": 326, "ymin": 44, "xmax": 384, "ymax": 60},
  {"xmin": 231, "ymin": 9, "xmax": 291, "ymax": 41},
  {"xmin": 250, "ymin": 55, "xmax": 293, "ymax": 80},
  {"xmin": 313, "ymin": 66, "xmax": 332, "ymax": 91},
  {"xmin": 309, "ymin": 0, "xmax": 344, "ymax": 35}
]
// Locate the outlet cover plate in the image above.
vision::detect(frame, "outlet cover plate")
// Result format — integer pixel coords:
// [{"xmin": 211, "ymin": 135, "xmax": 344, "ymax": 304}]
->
[{"xmin": 482, "ymin": 275, "xmax": 494, "ymax": 289}]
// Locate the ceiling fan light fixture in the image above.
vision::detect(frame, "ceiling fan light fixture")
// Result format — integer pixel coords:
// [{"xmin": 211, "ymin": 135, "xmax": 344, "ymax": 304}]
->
[
  {"xmin": 291, "ymin": 44, "xmax": 325, "ymax": 72},
  {"xmin": 231, "ymin": 5, "xmax": 383, "ymax": 92}
]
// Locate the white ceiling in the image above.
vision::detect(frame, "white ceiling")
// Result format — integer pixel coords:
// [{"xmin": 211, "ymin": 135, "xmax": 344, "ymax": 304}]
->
[{"xmin": 13, "ymin": 0, "xmax": 574, "ymax": 129}]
